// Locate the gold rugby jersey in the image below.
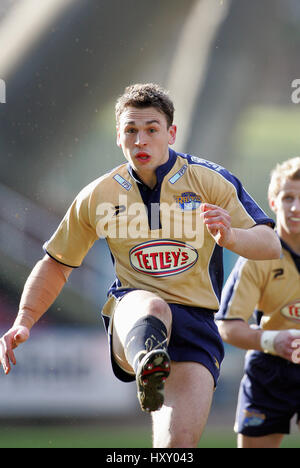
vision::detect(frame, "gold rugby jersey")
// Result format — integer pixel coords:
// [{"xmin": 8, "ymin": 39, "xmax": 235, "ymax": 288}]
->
[
  {"xmin": 44, "ymin": 149, "xmax": 274, "ymax": 314},
  {"xmin": 216, "ymin": 239, "xmax": 300, "ymax": 330}
]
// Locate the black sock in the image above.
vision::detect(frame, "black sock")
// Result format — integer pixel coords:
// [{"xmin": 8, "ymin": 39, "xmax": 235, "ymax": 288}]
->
[{"xmin": 124, "ymin": 316, "xmax": 168, "ymax": 374}]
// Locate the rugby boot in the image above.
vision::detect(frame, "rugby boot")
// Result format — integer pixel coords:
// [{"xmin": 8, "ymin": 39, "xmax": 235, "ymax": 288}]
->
[{"xmin": 136, "ymin": 349, "xmax": 171, "ymax": 412}]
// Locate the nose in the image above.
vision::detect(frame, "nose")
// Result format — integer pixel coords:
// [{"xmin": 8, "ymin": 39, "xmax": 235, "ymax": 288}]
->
[
  {"xmin": 291, "ymin": 197, "xmax": 300, "ymax": 212},
  {"xmin": 135, "ymin": 131, "xmax": 147, "ymax": 147}
]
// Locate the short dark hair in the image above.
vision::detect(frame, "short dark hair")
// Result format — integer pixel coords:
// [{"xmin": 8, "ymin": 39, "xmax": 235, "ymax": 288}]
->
[{"xmin": 115, "ymin": 83, "xmax": 174, "ymax": 128}]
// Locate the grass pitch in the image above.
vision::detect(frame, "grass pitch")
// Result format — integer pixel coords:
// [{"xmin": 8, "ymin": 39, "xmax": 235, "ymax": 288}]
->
[{"xmin": 0, "ymin": 423, "xmax": 298, "ymax": 448}]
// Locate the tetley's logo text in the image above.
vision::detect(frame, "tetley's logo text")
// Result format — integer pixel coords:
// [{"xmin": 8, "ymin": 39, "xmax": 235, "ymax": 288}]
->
[
  {"xmin": 129, "ymin": 240, "xmax": 198, "ymax": 277},
  {"xmin": 281, "ymin": 301, "xmax": 300, "ymax": 322}
]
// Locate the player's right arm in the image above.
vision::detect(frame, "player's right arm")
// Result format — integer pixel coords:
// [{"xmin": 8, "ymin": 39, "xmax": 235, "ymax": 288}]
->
[
  {"xmin": 1, "ymin": 179, "xmax": 103, "ymax": 375},
  {"xmin": 0, "ymin": 255, "xmax": 73, "ymax": 374}
]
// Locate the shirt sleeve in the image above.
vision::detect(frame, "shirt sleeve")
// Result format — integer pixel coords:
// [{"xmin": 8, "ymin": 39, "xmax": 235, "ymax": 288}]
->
[
  {"xmin": 192, "ymin": 162, "xmax": 275, "ymax": 229},
  {"xmin": 215, "ymin": 256, "xmax": 262, "ymax": 322},
  {"xmin": 222, "ymin": 172, "xmax": 275, "ymax": 229},
  {"xmin": 43, "ymin": 184, "xmax": 99, "ymax": 268}
]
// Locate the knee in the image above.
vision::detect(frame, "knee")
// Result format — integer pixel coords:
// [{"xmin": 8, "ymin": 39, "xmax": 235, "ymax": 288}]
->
[
  {"xmin": 152, "ymin": 407, "xmax": 200, "ymax": 448},
  {"xmin": 146, "ymin": 297, "xmax": 172, "ymax": 326},
  {"xmin": 169, "ymin": 425, "xmax": 199, "ymax": 448}
]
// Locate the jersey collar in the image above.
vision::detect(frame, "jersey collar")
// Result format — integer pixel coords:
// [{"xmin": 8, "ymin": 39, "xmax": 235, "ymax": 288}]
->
[
  {"xmin": 281, "ymin": 238, "xmax": 300, "ymax": 258},
  {"xmin": 281, "ymin": 238, "xmax": 300, "ymax": 273}
]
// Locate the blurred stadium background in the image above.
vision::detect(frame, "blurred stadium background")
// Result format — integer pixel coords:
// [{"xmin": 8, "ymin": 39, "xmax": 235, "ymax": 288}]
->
[{"xmin": 0, "ymin": 0, "xmax": 300, "ymax": 448}]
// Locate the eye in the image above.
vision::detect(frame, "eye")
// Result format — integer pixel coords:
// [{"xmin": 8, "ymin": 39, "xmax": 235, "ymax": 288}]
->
[
  {"xmin": 148, "ymin": 127, "xmax": 158, "ymax": 133},
  {"xmin": 126, "ymin": 127, "xmax": 137, "ymax": 134},
  {"xmin": 283, "ymin": 195, "xmax": 294, "ymax": 202}
]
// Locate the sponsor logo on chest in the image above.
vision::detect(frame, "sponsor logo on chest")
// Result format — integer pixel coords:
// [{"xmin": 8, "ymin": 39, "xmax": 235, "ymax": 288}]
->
[
  {"xmin": 281, "ymin": 301, "xmax": 300, "ymax": 321},
  {"xmin": 129, "ymin": 239, "xmax": 198, "ymax": 277}
]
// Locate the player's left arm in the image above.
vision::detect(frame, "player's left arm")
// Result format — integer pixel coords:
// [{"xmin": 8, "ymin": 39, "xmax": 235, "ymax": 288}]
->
[
  {"xmin": 218, "ymin": 320, "xmax": 300, "ymax": 363},
  {"xmin": 200, "ymin": 203, "xmax": 281, "ymax": 260}
]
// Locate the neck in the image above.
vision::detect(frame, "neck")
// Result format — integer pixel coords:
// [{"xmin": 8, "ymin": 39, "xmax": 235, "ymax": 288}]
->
[
  {"xmin": 279, "ymin": 230, "xmax": 300, "ymax": 255},
  {"xmin": 139, "ymin": 171, "xmax": 157, "ymax": 189}
]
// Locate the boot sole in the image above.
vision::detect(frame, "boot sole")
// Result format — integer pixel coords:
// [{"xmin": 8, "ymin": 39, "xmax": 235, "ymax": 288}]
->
[{"xmin": 136, "ymin": 349, "xmax": 171, "ymax": 412}]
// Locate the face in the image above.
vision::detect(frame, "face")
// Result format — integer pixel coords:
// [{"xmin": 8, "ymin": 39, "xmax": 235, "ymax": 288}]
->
[
  {"xmin": 270, "ymin": 178, "xmax": 300, "ymax": 240},
  {"xmin": 117, "ymin": 106, "xmax": 176, "ymax": 186}
]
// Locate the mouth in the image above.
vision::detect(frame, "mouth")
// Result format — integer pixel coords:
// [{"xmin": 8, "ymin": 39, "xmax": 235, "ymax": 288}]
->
[
  {"xmin": 135, "ymin": 152, "xmax": 151, "ymax": 163},
  {"xmin": 290, "ymin": 217, "xmax": 300, "ymax": 222}
]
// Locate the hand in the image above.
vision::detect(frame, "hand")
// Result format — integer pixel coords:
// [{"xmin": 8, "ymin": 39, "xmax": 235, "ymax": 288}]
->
[
  {"xmin": 0, "ymin": 326, "xmax": 30, "ymax": 375},
  {"xmin": 274, "ymin": 330, "xmax": 300, "ymax": 363},
  {"xmin": 200, "ymin": 203, "xmax": 234, "ymax": 247}
]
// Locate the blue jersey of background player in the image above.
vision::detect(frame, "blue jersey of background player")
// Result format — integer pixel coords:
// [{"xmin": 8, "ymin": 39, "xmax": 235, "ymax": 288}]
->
[{"xmin": 217, "ymin": 157, "xmax": 300, "ymax": 448}]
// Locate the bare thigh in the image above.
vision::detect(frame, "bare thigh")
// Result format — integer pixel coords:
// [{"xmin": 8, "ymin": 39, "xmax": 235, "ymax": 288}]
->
[
  {"xmin": 238, "ymin": 433, "xmax": 284, "ymax": 448},
  {"xmin": 112, "ymin": 290, "xmax": 172, "ymax": 374},
  {"xmin": 151, "ymin": 361, "xmax": 214, "ymax": 448}
]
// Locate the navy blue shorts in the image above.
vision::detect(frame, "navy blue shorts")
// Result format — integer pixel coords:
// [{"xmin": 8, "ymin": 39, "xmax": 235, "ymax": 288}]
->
[
  {"xmin": 102, "ymin": 299, "xmax": 224, "ymax": 388},
  {"xmin": 235, "ymin": 350, "xmax": 300, "ymax": 436}
]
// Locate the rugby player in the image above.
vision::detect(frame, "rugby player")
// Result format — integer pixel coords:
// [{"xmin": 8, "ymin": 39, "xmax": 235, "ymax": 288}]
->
[
  {"xmin": 0, "ymin": 83, "xmax": 281, "ymax": 448},
  {"xmin": 217, "ymin": 157, "xmax": 300, "ymax": 448}
]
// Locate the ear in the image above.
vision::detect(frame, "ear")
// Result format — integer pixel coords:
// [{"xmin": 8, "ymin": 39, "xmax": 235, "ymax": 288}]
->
[
  {"xmin": 269, "ymin": 195, "xmax": 277, "ymax": 214},
  {"xmin": 168, "ymin": 125, "xmax": 177, "ymax": 145}
]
